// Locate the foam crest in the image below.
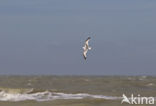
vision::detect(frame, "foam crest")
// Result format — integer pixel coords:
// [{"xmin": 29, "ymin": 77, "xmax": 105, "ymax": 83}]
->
[{"xmin": 0, "ymin": 91, "xmax": 120, "ymax": 102}]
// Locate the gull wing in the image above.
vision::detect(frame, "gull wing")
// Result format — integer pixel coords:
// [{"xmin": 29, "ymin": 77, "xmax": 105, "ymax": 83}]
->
[
  {"xmin": 83, "ymin": 50, "xmax": 88, "ymax": 60},
  {"xmin": 85, "ymin": 37, "xmax": 91, "ymax": 45}
]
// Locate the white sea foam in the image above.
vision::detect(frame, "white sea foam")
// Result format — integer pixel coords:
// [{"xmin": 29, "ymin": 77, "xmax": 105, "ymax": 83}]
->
[
  {"xmin": 0, "ymin": 91, "xmax": 121, "ymax": 102},
  {"xmin": 146, "ymin": 83, "xmax": 155, "ymax": 87}
]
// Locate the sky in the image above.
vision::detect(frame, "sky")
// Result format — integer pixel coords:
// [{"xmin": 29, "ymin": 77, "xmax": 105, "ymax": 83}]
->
[{"xmin": 0, "ymin": 0, "xmax": 156, "ymax": 75}]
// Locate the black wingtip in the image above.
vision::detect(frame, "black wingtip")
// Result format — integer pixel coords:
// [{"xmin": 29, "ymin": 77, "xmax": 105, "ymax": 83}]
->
[
  {"xmin": 86, "ymin": 37, "xmax": 91, "ymax": 41},
  {"xmin": 84, "ymin": 56, "xmax": 87, "ymax": 60},
  {"xmin": 83, "ymin": 54, "xmax": 87, "ymax": 60}
]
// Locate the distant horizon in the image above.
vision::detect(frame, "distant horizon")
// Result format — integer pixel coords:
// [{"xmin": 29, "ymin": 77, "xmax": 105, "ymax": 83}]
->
[{"xmin": 0, "ymin": 73, "xmax": 155, "ymax": 77}]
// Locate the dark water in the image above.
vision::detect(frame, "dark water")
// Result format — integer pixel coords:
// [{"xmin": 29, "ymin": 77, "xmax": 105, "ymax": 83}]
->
[{"xmin": 0, "ymin": 76, "xmax": 156, "ymax": 106}]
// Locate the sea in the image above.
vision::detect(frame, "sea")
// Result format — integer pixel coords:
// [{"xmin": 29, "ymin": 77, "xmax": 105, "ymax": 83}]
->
[{"xmin": 0, "ymin": 76, "xmax": 155, "ymax": 106}]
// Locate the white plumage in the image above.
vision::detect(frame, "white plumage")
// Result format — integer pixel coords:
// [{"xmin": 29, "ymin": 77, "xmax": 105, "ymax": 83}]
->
[{"xmin": 83, "ymin": 37, "xmax": 91, "ymax": 60}]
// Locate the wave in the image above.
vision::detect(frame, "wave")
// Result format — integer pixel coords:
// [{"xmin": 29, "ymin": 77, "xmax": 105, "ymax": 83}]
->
[{"xmin": 0, "ymin": 88, "xmax": 121, "ymax": 102}]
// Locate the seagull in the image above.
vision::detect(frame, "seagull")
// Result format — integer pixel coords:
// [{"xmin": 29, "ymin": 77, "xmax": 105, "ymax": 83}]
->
[{"xmin": 83, "ymin": 37, "xmax": 91, "ymax": 60}]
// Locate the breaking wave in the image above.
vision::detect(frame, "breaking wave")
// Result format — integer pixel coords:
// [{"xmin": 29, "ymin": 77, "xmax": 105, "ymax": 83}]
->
[{"xmin": 0, "ymin": 88, "xmax": 121, "ymax": 102}]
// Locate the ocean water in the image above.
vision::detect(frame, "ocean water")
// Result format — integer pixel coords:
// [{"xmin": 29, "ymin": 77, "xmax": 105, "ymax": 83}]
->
[{"xmin": 0, "ymin": 76, "xmax": 155, "ymax": 106}]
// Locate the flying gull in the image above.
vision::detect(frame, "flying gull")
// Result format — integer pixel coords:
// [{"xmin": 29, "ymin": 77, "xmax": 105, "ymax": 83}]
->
[{"xmin": 83, "ymin": 37, "xmax": 91, "ymax": 60}]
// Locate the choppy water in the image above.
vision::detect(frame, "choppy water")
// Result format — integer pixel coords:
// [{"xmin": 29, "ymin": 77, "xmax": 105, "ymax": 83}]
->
[{"xmin": 0, "ymin": 76, "xmax": 156, "ymax": 106}]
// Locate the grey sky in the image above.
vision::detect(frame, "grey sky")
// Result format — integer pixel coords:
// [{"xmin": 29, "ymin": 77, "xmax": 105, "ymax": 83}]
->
[{"xmin": 0, "ymin": 0, "xmax": 156, "ymax": 75}]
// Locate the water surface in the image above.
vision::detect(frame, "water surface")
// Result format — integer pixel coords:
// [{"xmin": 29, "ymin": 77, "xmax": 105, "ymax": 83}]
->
[{"xmin": 0, "ymin": 76, "xmax": 155, "ymax": 106}]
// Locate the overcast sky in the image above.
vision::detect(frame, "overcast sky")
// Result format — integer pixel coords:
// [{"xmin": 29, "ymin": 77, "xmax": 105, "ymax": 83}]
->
[{"xmin": 0, "ymin": 0, "xmax": 156, "ymax": 75}]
